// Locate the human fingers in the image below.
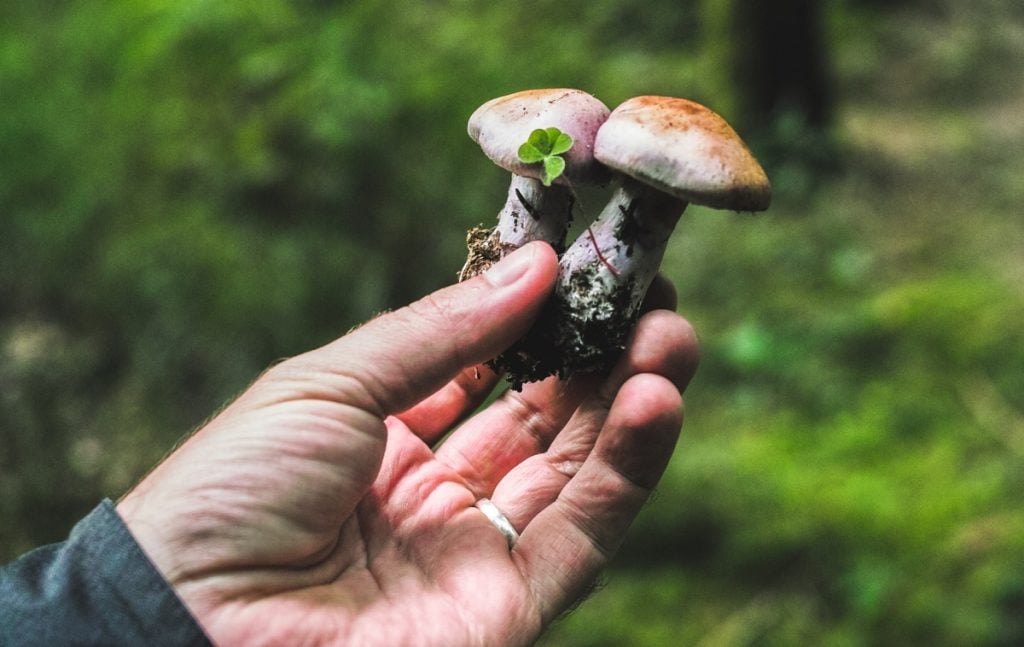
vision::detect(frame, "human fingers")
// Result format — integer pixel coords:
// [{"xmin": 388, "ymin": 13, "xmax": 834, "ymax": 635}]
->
[
  {"xmin": 512, "ymin": 373, "xmax": 684, "ymax": 624},
  {"xmin": 432, "ymin": 372, "xmax": 599, "ymax": 492},
  {"xmin": 394, "ymin": 272, "xmax": 676, "ymax": 443},
  {"xmin": 272, "ymin": 242, "xmax": 558, "ymax": 419},
  {"xmin": 487, "ymin": 309, "xmax": 697, "ymax": 530},
  {"xmin": 439, "ymin": 309, "xmax": 699, "ymax": 498},
  {"xmin": 392, "ymin": 363, "xmax": 502, "ymax": 444}
]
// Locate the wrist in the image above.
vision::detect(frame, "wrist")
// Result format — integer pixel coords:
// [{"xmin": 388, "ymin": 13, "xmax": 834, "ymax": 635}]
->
[{"xmin": 116, "ymin": 487, "xmax": 183, "ymax": 585}]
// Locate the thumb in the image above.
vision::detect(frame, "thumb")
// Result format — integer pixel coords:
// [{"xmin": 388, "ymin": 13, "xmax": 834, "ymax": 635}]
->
[{"xmin": 290, "ymin": 242, "xmax": 558, "ymax": 416}]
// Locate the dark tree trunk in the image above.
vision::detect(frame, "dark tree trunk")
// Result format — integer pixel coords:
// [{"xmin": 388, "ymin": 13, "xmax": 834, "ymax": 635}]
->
[{"xmin": 731, "ymin": 0, "xmax": 834, "ymax": 133}]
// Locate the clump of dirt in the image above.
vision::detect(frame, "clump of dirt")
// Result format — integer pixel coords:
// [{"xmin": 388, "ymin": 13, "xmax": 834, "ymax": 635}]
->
[
  {"xmin": 486, "ymin": 310, "xmax": 563, "ymax": 390},
  {"xmin": 458, "ymin": 226, "xmax": 517, "ymax": 281},
  {"xmin": 558, "ymin": 267, "xmax": 639, "ymax": 370},
  {"xmin": 490, "ymin": 264, "xmax": 641, "ymax": 390}
]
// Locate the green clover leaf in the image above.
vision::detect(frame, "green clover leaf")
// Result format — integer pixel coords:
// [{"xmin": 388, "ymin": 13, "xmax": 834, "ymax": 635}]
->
[
  {"xmin": 543, "ymin": 155, "xmax": 566, "ymax": 182},
  {"xmin": 517, "ymin": 141, "xmax": 545, "ymax": 163},
  {"xmin": 529, "ymin": 128, "xmax": 552, "ymax": 153},
  {"xmin": 517, "ymin": 127, "xmax": 574, "ymax": 186},
  {"xmin": 548, "ymin": 129, "xmax": 573, "ymax": 156}
]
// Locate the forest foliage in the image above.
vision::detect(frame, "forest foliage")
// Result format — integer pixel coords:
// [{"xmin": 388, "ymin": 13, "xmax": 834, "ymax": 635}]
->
[{"xmin": 2, "ymin": 1, "xmax": 1024, "ymax": 644}]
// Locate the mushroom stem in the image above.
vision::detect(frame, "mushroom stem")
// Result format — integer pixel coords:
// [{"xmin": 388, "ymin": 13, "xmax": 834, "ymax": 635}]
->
[
  {"xmin": 552, "ymin": 176, "xmax": 688, "ymax": 372},
  {"xmin": 459, "ymin": 174, "xmax": 574, "ymax": 281},
  {"xmin": 494, "ymin": 95, "xmax": 771, "ymax": 387},
  {"xmin": 495, "ymin": 174, "xmax": 574, "ymax": 248}
]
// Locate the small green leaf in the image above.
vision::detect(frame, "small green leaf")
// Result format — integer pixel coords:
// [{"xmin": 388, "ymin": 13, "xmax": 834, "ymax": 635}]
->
[
  {"xmin": 517, "ymin": 142, "xmax": 545, "ymax": 163},
  {"xmin": 527, "ymin": 128, "xmax": 552, "ymax": 154},
  {"xmin": 518, "ymin": 126, "xmax": 574, "ymax": 185},
  {"xmin": 543, "ymin": 156, "xmax": 566, "ymax": 185},
  {"xmin": 550, "ymin": 131, "xmax": 574, "ymax": 156}
]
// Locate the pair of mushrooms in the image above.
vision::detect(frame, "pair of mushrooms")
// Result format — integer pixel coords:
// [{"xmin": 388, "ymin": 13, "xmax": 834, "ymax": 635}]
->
[{"xmin": 462, "ymin": 89, "xmax": 771, "ymax": 388}]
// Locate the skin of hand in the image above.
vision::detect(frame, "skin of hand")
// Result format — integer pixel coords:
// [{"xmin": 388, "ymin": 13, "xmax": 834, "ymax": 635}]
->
[{"xmin": 116, "ymin": 241, "xmax": 700, "ymax": 646}]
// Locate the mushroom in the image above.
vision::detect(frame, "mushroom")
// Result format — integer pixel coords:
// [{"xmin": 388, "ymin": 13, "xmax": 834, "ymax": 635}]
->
[
  {"xmin": 498, "ymin": 96, "xmax": 772, "ymax": 386},
  {"xmin": 459, "ymin": 89, "xmax": 610, "ymax": 280}
]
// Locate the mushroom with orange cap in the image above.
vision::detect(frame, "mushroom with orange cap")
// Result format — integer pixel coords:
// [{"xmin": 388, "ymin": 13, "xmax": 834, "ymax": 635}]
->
[
  {"xmin": 497, "ymin": 96, "xmax": 772, "ymax": 386},
  {"xmin": 459, "ymin": 89, "xmax": 610, "ymax": 280}
]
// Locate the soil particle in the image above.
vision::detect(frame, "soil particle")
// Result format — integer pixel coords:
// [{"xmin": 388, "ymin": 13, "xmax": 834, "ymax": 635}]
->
[{"xmin": 458, "ymin": 226, "xmax": 517, "ymax": 281}]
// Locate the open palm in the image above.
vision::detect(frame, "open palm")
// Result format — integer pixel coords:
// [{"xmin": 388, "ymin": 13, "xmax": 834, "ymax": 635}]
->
[{"xmin": 117, "ymin": 243, "xmax": 698, "ymax": 646}]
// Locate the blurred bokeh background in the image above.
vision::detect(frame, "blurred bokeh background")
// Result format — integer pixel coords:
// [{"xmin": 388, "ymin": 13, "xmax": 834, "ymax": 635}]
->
[{"xmin": 2, "ymin": 0, "xmax": 1023, "ymax": 643}]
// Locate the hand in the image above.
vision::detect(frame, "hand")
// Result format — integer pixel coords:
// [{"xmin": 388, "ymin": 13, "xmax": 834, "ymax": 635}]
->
[{"xmin": 117, "ymin": 242, "xmax": 699, "ymax": 646}]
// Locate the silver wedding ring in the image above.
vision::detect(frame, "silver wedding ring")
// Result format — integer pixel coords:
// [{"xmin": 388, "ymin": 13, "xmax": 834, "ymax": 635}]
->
[{"xmin": 475, "ymin": 498, "xmax": 519, "ymax": 549}]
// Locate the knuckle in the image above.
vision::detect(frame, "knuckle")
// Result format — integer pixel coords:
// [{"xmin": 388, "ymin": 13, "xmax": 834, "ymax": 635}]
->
[{"xmin": 406, "ymin": 291, "xmax": 466, "ymax": 334}]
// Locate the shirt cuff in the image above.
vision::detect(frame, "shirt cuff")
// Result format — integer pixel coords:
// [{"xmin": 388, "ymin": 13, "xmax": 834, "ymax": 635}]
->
[{"xmin": 1, "ymin": 498, "xmax": 212, "ymax": 646}]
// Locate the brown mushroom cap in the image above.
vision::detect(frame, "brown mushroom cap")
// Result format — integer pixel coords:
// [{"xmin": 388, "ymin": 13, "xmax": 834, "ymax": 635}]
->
[
  {"xmin": 594, "ymin": 96, "xmax": 772, "ymax": 211},
  {"xmin": 468, "ymin": 89, "xmax": 611, "ymax": 186}
]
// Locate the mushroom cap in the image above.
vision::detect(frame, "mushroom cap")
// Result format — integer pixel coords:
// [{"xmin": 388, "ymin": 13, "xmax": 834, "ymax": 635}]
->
[
  {"xmin": 594, "ymin": 96, "xmax": 771, "ymax": 211},
  {"xmin": 468, "ymin": 89, "xmax": 611, "ymax": 186}
]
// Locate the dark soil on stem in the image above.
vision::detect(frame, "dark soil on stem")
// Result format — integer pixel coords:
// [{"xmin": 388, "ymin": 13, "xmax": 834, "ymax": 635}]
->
[{"xmin": 490, "ymin": 264, "xmax": 640, "ymax": 390}]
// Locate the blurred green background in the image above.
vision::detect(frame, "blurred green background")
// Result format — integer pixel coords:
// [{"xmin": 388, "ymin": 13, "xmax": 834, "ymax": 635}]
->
[{"xmin": 2, "ymin": 0, "xmax": 1023, "ymax": 644}]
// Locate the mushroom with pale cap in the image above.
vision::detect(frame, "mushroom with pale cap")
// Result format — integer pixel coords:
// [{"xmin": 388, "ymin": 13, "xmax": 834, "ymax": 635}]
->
[
  {"xmin": 498, "ymin": 96, "xmax": 771, "ymax": 386},
  {"xmin": 459, "ymin": 89, "xmax": 610, "ymax": 280}
]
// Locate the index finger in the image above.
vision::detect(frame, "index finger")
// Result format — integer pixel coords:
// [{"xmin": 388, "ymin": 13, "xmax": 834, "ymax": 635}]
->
[{"xmin": 281, "ymin": 242, "xmax": 558, "ymax": 418}]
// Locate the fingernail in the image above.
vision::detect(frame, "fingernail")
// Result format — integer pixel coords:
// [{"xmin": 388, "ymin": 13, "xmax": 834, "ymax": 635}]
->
[{"xmin": 484, "ymin": 243, "xmax": 536, "ymax": 287}]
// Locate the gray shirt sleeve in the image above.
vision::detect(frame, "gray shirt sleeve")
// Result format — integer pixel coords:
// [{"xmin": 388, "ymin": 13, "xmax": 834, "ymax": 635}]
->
[{"xmin": 1, "ymin": 499, "xmax": 211, "ymax": 646}]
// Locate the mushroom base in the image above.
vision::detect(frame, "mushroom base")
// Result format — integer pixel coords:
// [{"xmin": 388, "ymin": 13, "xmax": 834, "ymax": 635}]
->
[
  {"xmin": 489, "ymin": 264, "xmax": 641, "ymax": 390},
  {"xmin": 487, "ymin": 180, "xmax": 686, "ymax": 390}
]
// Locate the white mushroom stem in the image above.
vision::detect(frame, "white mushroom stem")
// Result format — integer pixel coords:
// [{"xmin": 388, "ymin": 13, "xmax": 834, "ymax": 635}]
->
[
  {"xmin": 557, "ymin": 176, "xmax": 687, "ymax": 325},
  {"xmin": 538, "ymin": 176, "xmax": 688, "ymax": 374},
  {"xmin": 494, "ymin": 174, "xmax": 574, "ymax": 249}
]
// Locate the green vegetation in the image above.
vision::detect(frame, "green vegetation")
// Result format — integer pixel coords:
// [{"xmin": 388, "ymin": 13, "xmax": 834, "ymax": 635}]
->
[
  {"xmin": 2, "ymin": 1, "xmax": 1023, "ymax": 644},
  {"xmin": 518, "ymin": 127, "xmax": 574, "ymax": 186}
]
